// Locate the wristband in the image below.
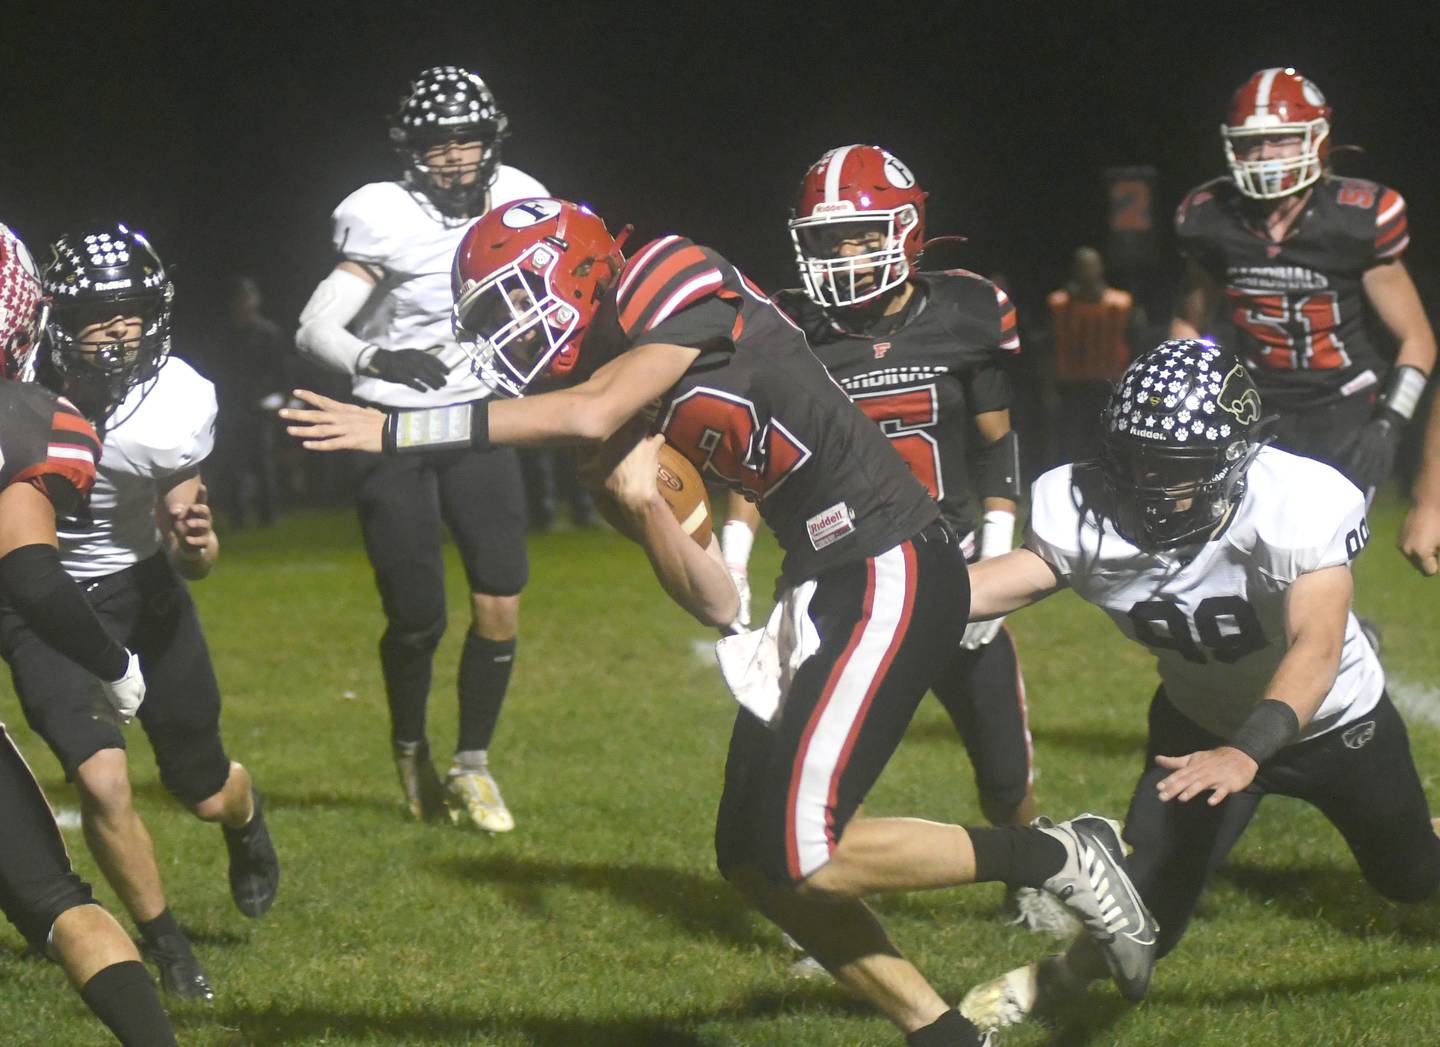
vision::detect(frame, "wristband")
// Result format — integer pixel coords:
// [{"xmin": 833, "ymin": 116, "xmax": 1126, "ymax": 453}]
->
[
  {"xmin": 1377, "ymin": 364, "xmax": 1428, "ymax": 423},
  {"xmin": 979, "ymin": 509, "xmax": 1016, "ymax": 561},
  {"xmin": 382, "ymin": 401, "xmax": 490, "ymax": 455},
  {"xmin": 1227, "ymin": 699, "xmax": 1300, "ymax": 765},
  {"xmin": 720, "ymin": 519, "xmax": 755, "ymax": 571}
]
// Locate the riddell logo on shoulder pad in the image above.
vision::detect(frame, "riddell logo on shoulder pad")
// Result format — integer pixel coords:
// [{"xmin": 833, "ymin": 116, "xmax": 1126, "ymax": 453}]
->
[{"xmin": 807, "ymin": 501, "xmax": 855, "ymax": 551}]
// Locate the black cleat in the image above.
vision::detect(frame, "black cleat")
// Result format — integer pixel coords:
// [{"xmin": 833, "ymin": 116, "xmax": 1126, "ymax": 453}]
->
[
  {"xmin": 223, "ymin": 791, "xmax": 280, "ymax": 918},
  {"xmin": 141, "ymin": 932, "xmax": 215, "ymax": 1002}
]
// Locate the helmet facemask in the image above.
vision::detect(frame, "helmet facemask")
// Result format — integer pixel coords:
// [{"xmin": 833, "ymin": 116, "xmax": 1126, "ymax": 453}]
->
[
  {"xmin": 398, "ymin": 135, "xmax": 500, "ymax": 217},
  {"xmin": 47, "ymin": 288, "xmax": 172, "ymax": 414},
  {"xmin": 1100, "ymin": 436, "xmax": 1257, "ymax": 552},
  {"xmin": 790, "ymin": 206, "xmax": 918, "ymax": 309},
  {"xmin": 453, "ymin": 241, "xmax": 581, "ymax": 398},
  {"xmin": 1222, "ymin": 119, "xmax": 1329, "ymax": 200}
]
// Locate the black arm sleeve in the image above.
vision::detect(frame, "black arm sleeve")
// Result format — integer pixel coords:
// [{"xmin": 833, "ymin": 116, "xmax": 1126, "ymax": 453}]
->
[{"xmin": 0, "ymin": 544, "xmax": 127, "ymax": 680}]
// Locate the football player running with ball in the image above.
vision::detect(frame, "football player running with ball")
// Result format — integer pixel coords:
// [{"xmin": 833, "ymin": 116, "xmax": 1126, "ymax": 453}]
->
[
  {"xmin": 958, "ymin": 340, "xmax": 1440, "ymax": 1035},
  {"xmin": 296, "ymin": 66, "xmax": 547, "ymax": 832},
  {"xmin": 0, "ymin": 223, "xmax": 177, "ymax": 1045},
  {"xmin": 1170, "ymin": 68, "xmax": 1436, "ymax": 506},
  {"xmin": 0, "ymin": 224, "xmax": 280, "ymax": 1000},
  {"xmin": 284, "ymin": 197, "xmax": 1157, "ymax": 1047}
]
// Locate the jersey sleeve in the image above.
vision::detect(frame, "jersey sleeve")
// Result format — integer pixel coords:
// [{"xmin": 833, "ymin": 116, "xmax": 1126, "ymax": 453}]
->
[
  {"xmin": 1373, "ymin": 186, "xmax": 1410, "ymax": 262},
  {"xmin": 1252, "ymin": 452, "xmax": 1369, "ymax": 582},
  {"xmin": 489, "ymin": 166, "xmax": 550, "ymax": 206},
  {"xmin": 1173, "ymin": 182, "xmax": 1225, "ymax": 271},
  {"xmin": 993, "ymin": 282, "xmax": 1020, "ymax": 354},
  {"xmin": 12, "ymin": 397, "xmax": 100, "ymax": 515},
  {"xmin": 1021, "ymin": 464, "xmax": 1084, "ymax": 579},
  {"xmin": 614, "ymin": 236, "xmax": 738, "ymax": 348},
  {"xmin": 133, "ymin": 361, "xmax": 219, "ymax": 478},
  {"xmin": 331, "ymin": 184, "xmax": 398, "ymax": 268}
]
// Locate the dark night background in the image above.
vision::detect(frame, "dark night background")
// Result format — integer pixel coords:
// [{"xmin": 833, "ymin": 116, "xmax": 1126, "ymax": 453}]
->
[{"xmin": 4, "ymin": 0, "xmax": 1438, "ymax": 357}]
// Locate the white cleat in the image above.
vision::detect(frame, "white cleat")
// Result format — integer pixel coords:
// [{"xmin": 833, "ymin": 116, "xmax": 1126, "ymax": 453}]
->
[
  {"xmin": 1034, "ymin": 814, "xmax": 1158, "ymax": 1003},
  {"xmin": 961, "ymin": 962, "xmax": 1039, "ymax": 1032},
  {"xmin": 445, "ymin": 764, "xmax": 515, "ymax": 833}
]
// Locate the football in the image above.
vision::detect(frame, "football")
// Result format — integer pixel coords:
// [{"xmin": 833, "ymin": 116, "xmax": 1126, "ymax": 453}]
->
[{"xmin": 656, "ymin": 443, "xmax": 711, "ymax": 546}]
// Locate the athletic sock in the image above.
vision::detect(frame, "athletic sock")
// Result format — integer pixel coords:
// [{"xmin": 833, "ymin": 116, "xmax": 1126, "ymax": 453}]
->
[
  {"xmin": 966, "ymin": 824, "xmax": 1068, "ymax": 889},
  {"xmin": 457, "ymin": 633, "xmax": 516, "ymax": 752},
  {"xmin": 379, "ymin": 630, "xmax": 436, "ymax": 743},
  {"xmin": 78, "ymin": 960, "xmax": 178, "ymax": 1046},
  {"xmin": 136, "ymin": 908, "xmax": 181, "ymax": 947},
  {"xmin": 906, "ymin": 1008, "xmax": 985, "ymax": 1047},
  {"xmin": 452, "ymin": 748, "xmax": 488, "ymax": 772}
]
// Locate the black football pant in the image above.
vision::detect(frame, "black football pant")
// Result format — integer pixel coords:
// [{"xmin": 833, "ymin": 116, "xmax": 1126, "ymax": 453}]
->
[
  {"xmin": 716, "ymin": 520, "xmax": 969, "ymax": 884},
  {"xmin": 0, "ymin": 553, "xmax": 231, "ymax": 806},
  {"xmin": 0, "ymin": 725, "xmax": 97, "ymax": 951},
  {"xmin": 355, "ymin": 446, "xmax": 527, "ymax": 750},
  {"xmin": 1122, "ymin": 688, "xmax": 1440, "ymax": 959},
  {"xmin": 929, "ymin": 627, "xmax": 1032, "ymax": 821},
  {"xmin": 1267, "ymin": 387, "xmax": 1374, "ymax": 489}
]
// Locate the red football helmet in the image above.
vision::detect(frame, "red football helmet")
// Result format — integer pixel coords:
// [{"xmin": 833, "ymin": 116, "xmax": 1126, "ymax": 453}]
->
[
  {"xmin": 789, "ymin": 145, "xmax": 927, "ymax": 308},
  {"xmin": 1222, "ymin": 68, "xmax": 1332, "ymax": 200},
  {"xmin": 451, "ymin": 198, "xmax": 626, "ymax": 397},
  {"xmin": 0, "ymin": 223, "xmax": 47, "ymax": 381}
]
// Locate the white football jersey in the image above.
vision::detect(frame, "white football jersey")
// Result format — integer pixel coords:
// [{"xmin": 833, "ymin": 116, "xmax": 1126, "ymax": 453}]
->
[
  {"xmin": 1024, "ymin": 446, "xmax": 1382, "ymax": 743},
  {"xmin": 58, "ymin": 356, "xmax": 217, "ymax": 579},
  {"xmin": 331, "ymin": 166, "xmax": 548, "ymax": 408}
]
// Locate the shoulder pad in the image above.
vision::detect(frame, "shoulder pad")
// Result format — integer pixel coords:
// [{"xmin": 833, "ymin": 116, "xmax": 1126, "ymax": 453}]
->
[
  {"xmin": 613, "ymin": 236, "xmax": 732, "ymax": 339},
  {"xmin": 331, "ymin": 182, "xmax": 409, "ymax": 265},
  {"xmin": 1174, "ymin": 177, "xmax": 1231, "ymax": 238},
  {"xmin": 1240, "ymin": 448, "xmax": 1368, "ymax": 579},
  {"xmin": 110, "ymin": 357, "xmax": 218, "ymax": 476},
  {"xmin": 489, "ymin": 166, "xmax": 550, "ymax": 207}
]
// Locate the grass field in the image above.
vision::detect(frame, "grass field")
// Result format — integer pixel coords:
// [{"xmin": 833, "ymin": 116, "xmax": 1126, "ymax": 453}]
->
[{"xmin": 1, "ymin": 492, "xmax": 1438, "ymax": 1046}]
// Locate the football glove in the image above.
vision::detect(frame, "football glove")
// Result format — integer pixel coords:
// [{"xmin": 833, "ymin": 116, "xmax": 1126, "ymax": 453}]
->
[
  {"xmin": 100, "ymin": 650, "xmax": 145, "ymax": 725},
  {"xmin": 363, "ymin": 347, "xmax": 451, "ymax": 392},
  {"xmin": 728, "ymin": 566, "xmax": 752, "ymax": 631},
  {"xmin": 1344, "ymin": 411, "xmax": 1402, "ymax": 504}
]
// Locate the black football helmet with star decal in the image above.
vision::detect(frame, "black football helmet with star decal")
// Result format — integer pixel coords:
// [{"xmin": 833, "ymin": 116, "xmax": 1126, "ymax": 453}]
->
[
  {"xmin": 41, "ymin": 222, "xmax": 173, "ymax": 414},
  {"xmin": 1098, "ymin": 338, "xmax": 1266, "ymax": 551},
  {"xmin": 390, "ymin": 65, "xmax": 509, "ymax": 216}
]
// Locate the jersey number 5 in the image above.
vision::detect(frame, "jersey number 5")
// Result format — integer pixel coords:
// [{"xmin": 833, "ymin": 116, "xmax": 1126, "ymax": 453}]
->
[
  {"xmin": 1128, "ymin": 596, "xmax": 1267, "ymax": 665},
  {"xmin": 850, "ymin": 385, "xmax": 943, "ymax": 499}
]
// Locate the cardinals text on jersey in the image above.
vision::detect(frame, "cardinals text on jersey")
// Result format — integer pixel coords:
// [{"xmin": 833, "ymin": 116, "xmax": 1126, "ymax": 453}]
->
[
  {"xmin": 1175, "ymin": 175, "xmax": 1409, "ymax": 408},
  {"xmin": 1025, "ymin": 446, "xmax": 1382, "ymax": 741},
  {"xmin": 332, "ymin": 166, "xmax": 547, "ymax": 408},
  {"xmin": 58, "ymin": 356, "xmax": 216, "ymax": 578}
]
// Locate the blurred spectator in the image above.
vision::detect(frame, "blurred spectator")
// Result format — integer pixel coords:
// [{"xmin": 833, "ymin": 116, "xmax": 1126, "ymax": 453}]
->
[
  {"xmin": 1044, "ymin": 246, "xmax": 1147, "ymax": 463},
  {"xmin": 519, "ymin": 448, "xmax": 597, "ymax": 532},
  {"xmin": 208, "ymin": 277, "xmax": 287, "ymax": 527}
]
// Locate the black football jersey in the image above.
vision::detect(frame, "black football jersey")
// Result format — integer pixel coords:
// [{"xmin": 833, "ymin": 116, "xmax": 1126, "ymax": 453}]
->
[
  {"xmin": 591, "ymin": 235, "xmax": 939, "ymax": 584},
  {"xmin": 0, "ymin": 381, "xmax": 100, "ymax": 514},
  {"xmin": 775, "ymin": 271, "xmax": 1019, "ymax": 537},
  {"xmin": 1175, "ymin": 175, "xmax": 1410, "ymax": 409}
]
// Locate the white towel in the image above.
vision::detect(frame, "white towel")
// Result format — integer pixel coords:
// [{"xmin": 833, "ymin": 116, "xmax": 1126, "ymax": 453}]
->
[{"xmin": 714, "ymin": 580, "xmax": 819, "ymax": 726}]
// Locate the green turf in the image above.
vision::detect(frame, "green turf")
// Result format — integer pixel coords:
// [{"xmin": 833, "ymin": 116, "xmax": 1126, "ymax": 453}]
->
[{"xmin": 1, "ymin": 494, "xmax": 1437, "ymax": 1045}]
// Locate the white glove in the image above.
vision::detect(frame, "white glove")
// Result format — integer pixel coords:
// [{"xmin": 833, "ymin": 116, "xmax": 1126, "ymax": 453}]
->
[
  {"xmin": 962, "ymin": 508, "xmax": 1016, "ymax": 650},
  {"xmin": 99, "ymin": 651, "xmax": 145, "ymax": 724},
  {"xmin": 727, "ymin": 566, "xmax": 752, "ymax": 631}
]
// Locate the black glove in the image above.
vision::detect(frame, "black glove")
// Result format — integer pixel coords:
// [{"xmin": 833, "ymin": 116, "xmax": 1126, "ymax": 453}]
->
[
  {"xmin": 362, "ymin": 348, "xmax": 451, "ymax": 392},
  {"xmin": 1344, "ymin": 410, "xmax": 1403, "ymax": 501}
]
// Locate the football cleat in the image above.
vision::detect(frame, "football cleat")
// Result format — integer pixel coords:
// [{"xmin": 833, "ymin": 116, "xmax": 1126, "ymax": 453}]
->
[
  {"xmin": 1006, "ymin": 885, "xmax": 1081, "ymax": 939},
  {"xmin": 961, "ymin": 961, "xmax": 1039, "ymax": 1032},
  {"xmin": 1034, "ymin": 815, "xmax": 1157, "ymax": 1003},
  {"xmin": 141, "ymin": 932, "xmax": 215, "ymax": 1002},
  {"xmin": 222, "ymin": 791, "xmax": 280, "ymax": 918},
  {"xmin": 393, "ymin": 740, "xmax": 447, "ymax": 822},
  {"xmin": 445, "ymin": 763, "xmax": 515, "ymax": 833}
]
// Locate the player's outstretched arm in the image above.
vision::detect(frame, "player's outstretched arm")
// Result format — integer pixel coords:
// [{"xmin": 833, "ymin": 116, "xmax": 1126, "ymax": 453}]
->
[
  {"xmin": 1365, "ymin": 260, "xmax": 1438, "ymax": 378},
  {"xmin": 967, "ymin": 547, "xmax": 1064, "ymax": 620},
  {"xmin": 1156, "ymin": 564, "xmax": 1350, "ymax": 805},
  {"xmin": 284, "ymin": 342, "xmax": 700, "ymax": 453},
  {"xmin": 1400, "ymin": 393, "xmax": 1440, "ymax": 576},
  {"xmin": 606, "ymin": 434, "xmax": 738, "ymax": 627}
]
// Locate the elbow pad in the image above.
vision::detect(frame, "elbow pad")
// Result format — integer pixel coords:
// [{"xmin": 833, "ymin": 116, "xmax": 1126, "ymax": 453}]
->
[
  {"xmin": 975, "ymin": 429, "xmax": 1022, "ymax": 502},
  {"xmin": 296, "ymin": 267, "xmax": 378, "ymax": 375}
]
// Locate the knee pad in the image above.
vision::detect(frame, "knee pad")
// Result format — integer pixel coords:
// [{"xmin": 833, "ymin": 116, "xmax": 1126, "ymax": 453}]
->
[
  {"xmin": 22, "ymin": 884, "xmax": 97, "ymax": 957},
  {"xmin": 152, "ymin": 730, "xmax": 231, "ymax": 808},
  {"xmin": 381, "ymin": 616, "xmax": 446, "ymax": 655}
]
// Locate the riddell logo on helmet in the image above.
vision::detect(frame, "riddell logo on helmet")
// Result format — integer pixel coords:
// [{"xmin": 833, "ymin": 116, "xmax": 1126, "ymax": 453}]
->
[
  {"xmin": 1217, "ymin": 365, "xmax": 1261, "ymax": 424},
  {"xmin": 811, "ymin": 201, "xmax": 856, "ymax": 215},
  {"xmin": 93, "ymin": 279, "xmax": 133, "ymax": 291}
]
